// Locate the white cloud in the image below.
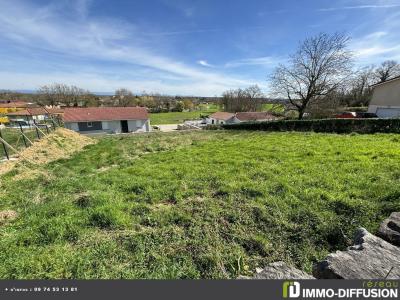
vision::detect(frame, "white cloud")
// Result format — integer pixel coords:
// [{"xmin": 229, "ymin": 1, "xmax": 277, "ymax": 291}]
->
[
  {"xmin": 351, "ymin": 29, "xmax": 400, "ymax": 64},
  {"xmin": 225, "ymin": 56, "xmax": 281, "ymax": 68},
  {"xmin": 197, "ymin": 60, "xmax": 213, "ymax": 67},
  {"xmin": 0, "ymin": 0, "xmax": 255, "ymax": 95},
  {"xmin": 142, "ymin": 28, "xmax": 220, "ymax": 37},
  {"xmin": 0, "ymin": 71, "xmax": 264, "ymax": 96},
  {"xmin": 318, "ymin": 4, "xmax": 400, "ymax": 12}
]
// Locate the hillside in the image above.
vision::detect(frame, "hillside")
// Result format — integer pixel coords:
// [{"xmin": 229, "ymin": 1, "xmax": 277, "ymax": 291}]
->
[{"xmin": 0, "ymin": 131, "xmax": 399, "ymax": 279}]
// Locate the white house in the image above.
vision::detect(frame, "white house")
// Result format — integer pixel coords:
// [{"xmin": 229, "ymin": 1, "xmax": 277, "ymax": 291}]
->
[
  {"xmin": 234, "ymin": 112, "xmax": 278, "ymax": 122},
  {"xmin": 206, "ymin": 111, "xmax": 278, "ymax": 125},
  {"xmin": 368, "ymin": 75, "xmax": 400, "ymax": 118},
  {"xmin": 206, "ymin": 112, "xmax": 236, "ymax": 125},
  {"xmin": 63, "ymin": 107, "xmax": 151, "ymax": 134},
  {"xmin": 6, "ymin": 107, "xmax": 48, "ymax": 125}
]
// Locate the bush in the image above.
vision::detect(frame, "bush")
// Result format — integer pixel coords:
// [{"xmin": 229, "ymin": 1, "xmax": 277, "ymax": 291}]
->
[{"xmin": 222, "ymin": 118, "xmax": 400, "ymax": 134}]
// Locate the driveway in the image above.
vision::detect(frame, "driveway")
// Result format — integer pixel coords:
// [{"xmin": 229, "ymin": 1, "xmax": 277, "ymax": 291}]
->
[{"xmin": 157, "ymin": 124, "xmax": 179, "ymax": 132}]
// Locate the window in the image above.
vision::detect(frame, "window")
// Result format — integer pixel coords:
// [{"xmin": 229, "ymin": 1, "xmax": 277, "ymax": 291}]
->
[{"xmin": 87, "ymin": 122, "xmax": 93, "ymax": 127}]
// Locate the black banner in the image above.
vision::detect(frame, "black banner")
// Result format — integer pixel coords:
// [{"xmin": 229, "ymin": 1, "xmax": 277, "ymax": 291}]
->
[{"xmin": 0, "ymin": 280, "xmax": 398, "ymax": 300}]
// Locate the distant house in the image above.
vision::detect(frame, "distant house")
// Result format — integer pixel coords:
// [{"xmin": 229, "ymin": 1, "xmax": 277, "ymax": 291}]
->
[
  {"xmin": 63, "ymin": 107, "xmax": 151, "ymax": 134},
  {"xmin": 234, "ymin": 112, "xmax": 278, "ymax": 122},
  {"xmin": 206, "ymin": 111, "xmax": 278, "ymax": 125},
  {"xmin": 6, "ymin": 107, "xmax": 49, "ymax": 125},
  {"xmin": 368, "ymin": 75, "xmax": 400, "ymax": 118},
  {"xmin": 207, "ymin": 112, "xmax": 236, "ymax": 125}
]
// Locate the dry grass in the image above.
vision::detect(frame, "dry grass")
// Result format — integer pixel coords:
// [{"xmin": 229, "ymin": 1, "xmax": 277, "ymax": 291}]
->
[
  {"xmin": 0, "ymin": 210, "xmax": 17, "ymax": 226},
  {"xmin": 0, "ymin": 128, "xmax": 95, "ymax": 178}
]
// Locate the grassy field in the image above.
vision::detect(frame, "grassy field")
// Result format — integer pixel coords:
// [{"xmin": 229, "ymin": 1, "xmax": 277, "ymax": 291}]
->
[
  {"xmin": 150, "ymin": 110, "xmax": 217, "ymax": 125},
  {"xmin": 1, "ymin": 131, "xmax": 400, "ymax": 279},
  {"xmin": 149, "ymin": 103, "xmax": 284, "ymax": 125}
]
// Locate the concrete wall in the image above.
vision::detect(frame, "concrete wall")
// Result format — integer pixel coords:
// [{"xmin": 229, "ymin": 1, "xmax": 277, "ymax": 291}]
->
[
  {"xmin": 102, "ymin": 121, "xmax": 121, "ymax": 133},
  {"xmin": 206, "ymin": 117, "xmax": 236, "ymax": 125},
  {"xmin": 370, "ymin": 78, "xmax": 400, "ymax": 106},
  {"xmin": 65, "ymin": 122, "xmax": 79, "ymax": 131},
  {"xmin": 368, "ymin": 78, "xmax": 400, "ymax": 118},
  {"xmin": 65, "ymin": 119, "xmax": 151, "ymax": 134},
  {"xmin": 128, "ymin": 119, "xmax": 151, "ymax": 132}
]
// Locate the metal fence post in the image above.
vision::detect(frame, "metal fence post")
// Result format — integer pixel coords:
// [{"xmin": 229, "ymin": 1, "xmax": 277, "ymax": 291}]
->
[
  {"xmin": 33, "ymin": 120, "xmax": 40, "ymax": 139},
  {"xmin": 19, "ymin": 122, "xmax": 28, "ymax": 148},
  {"xmin": 0, "ymin": 129, "xmax": 9, "ymax": 160},
  {"xmin": 51, "ymin": 119, "xmax": 56, "ymax": 130}
]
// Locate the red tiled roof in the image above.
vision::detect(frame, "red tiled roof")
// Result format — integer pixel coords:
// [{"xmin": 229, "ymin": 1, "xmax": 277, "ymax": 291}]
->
[
  {"xmin": 45, "ymin": 108, "xmax": 64, "ymax": 114},
  {"xmin": 209, "ymin": 112, "xmax": 235, "ymax": 120},
  {"xmin": 0, "ymin": 101, "xmax": 34, "ymax": 108},
  {"xmin": 7, "ymin": 107, "xmax": 48, "ymax": 116},
  {"xmin": 28, "ymin": 108, "xmax": 48, "ymax": 115},
  {"xmin": 6, "ymin": 110, "xmax": 29, "ymax": 116},
  {"xmin": 62, "ymin": 107, "xmax": 149, "ymax": 122},
  {"xmin": 235, "ymin": 112, "xmax": 278, "ymax": 121}
]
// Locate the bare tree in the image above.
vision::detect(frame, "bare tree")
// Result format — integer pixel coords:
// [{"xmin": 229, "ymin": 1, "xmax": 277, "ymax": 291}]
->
[
  {"xmin": 221, "ymin": 85, "xmax": 263, "ymax": 112},
  {"xmin": 37, "ymin": 83, "xmax": 89, "ymax": 107},
  {"xmin": 0, "ymin": 90, "xmax": 22, "ymax": 101},
  {"xmin": 374, "ymin": 60, "xmax": 400, "ymax": 83},
  {"xmin": 346, "ymin": 66, "xmax": 375, "ymax": 106},
  {"xmin": 114, "ymin": 88, "xmax": 135, "ymax": 106},
  {"xmin": 270, "ymin": 33, "xmax": 353, "ymax": 119}
]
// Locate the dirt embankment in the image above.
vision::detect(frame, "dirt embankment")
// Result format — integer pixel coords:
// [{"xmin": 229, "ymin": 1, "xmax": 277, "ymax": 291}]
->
[{"xmin": 0, "ymin": 128, "xmax": 95, "ymax": 177}]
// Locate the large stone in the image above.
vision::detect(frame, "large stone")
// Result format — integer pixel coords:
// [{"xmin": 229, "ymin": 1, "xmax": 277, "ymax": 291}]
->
[
  {"xmin": 313, "ymin": 228, "xmax": 400, "ymax": 279},
  {"xmin": 378, "ymin": 212, "xmax": 400, "ymax": 246},
  {"xmin": 240, "ymin": 262, "xmax": 314, "ymax": 279}
]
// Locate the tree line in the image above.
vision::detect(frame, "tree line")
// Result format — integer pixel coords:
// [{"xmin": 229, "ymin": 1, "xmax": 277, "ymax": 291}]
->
[
  {"xmin": 28, "ymin": 85, "xmax": 198, "ymax": 112},
  {"xmin": 4, "ymin": 32, "xmax": 399, "ymax": 119},
  {"xmin": 221, "ymin": 33, "xmax": 400, "ymax": 119}
]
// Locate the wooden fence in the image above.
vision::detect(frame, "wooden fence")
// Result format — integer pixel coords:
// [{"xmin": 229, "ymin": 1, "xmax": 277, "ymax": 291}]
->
[{"xmin": 0, "ymin": 119, "xmax": 62, "ymax": 161}]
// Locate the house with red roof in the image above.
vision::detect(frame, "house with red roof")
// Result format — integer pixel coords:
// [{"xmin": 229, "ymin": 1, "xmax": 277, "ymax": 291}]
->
[
  {"xmin": 62, "ymin": 107, "xmax": 151, "ymax": 134},
  {"xmin": 206, "ymin": 112, "xmax": 236, "ymax": 125},
  {"xmin": 207, "ymin": 111, "xmax": 278, "ymax": 125},
  {"xmin": 6, "ymin": 107, "xmax": 50, "ymax": 125}
]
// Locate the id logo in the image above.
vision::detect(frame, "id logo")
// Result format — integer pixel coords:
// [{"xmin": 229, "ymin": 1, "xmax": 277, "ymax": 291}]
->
[{"xmin": 283, "ymin": 281, "xmax": 301, "ymax": 298}]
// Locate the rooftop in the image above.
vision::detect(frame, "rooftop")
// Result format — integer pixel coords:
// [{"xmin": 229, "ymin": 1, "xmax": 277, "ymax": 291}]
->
[
  {"xmin": 235, "ymin": 112, "xmax": 278, "ymax": 121},
  {"xmin": 7, "ymin": 107, "xmax": 48, "ymax": 116},
  {"xmin": 209, "ymin": 112, "xmax": 235, "ymax": 120},
  {"xmin": 63, "ymin": 107, "xmax": 149, "ymax": 122},
  {"xmin": 370, "ymin": 75, "xmax": 400, "ymax": 88}
]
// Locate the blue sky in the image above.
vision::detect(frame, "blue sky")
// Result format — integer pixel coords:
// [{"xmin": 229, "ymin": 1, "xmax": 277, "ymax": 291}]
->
[{"xmin": 1, "ymin": 0, "xmax": 400, "ymax": 96}]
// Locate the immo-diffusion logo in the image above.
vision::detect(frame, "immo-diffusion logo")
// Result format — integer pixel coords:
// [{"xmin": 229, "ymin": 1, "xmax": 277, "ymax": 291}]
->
[
  {"xmin": 283, "ymin": 281, "xmax": 300, "ymax": 298},
  {"xmin": 282, "ymin": 280, "xmax": 398, "ymax": 299}
]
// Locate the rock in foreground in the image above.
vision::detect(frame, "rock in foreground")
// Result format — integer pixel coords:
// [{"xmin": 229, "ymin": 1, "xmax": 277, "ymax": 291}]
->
[
  {"xmin": 378, "ymin": 212, "xmax": 400, "ymax": 246},
  {"xmin": 313, "ymin": 228, "xmax": 400, "ymax": 279},
  {"xmin": 241, "ymin": 262, "xmax": 314, "ymax": 279}
]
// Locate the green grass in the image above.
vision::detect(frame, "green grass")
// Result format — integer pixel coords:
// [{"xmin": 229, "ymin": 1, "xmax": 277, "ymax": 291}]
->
[
  {"xmin": 1, "ymin": 131, "xmax": 400, "ymax": 279},
  {"xmin": 0, "ymin": 128, "xmax": 38, "ymax": 158},
  {"xmin": 148, "ymin": 103, "xmax": 283, "ymax": 125},
  {"xmin": 150, "ymin": 107, "xmax": 218, "ymax": 125},
  {"xmin": 262, "ymin": 103, "xmax": 285, "ymax": 113}
]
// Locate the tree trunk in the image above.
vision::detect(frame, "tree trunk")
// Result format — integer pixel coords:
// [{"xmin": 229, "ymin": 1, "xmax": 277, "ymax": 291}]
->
[{"xmin": 298, "ymin": 109, "xmax": 305, "ymax": 120}]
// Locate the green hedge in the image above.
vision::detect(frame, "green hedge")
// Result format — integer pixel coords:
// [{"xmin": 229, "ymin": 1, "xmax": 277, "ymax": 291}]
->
[{"xmin": 221, "ymin": 118, "xmax": 400, "ymax": 134}]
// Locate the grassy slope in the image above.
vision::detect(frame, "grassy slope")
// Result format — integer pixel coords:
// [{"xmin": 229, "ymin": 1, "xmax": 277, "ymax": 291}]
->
[
  {"xmin": 0, "ymin": 129, "xmax": 38, "ymax": 158},
  {"xmin": 1, "ymin": 131, "xmax": 400, "ymax": 279}
]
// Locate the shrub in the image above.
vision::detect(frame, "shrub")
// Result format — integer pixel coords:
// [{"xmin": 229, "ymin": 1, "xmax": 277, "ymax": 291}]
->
[{"xmin": 222, "ymin": 118, "xmax": 400, "ymax": 134}]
